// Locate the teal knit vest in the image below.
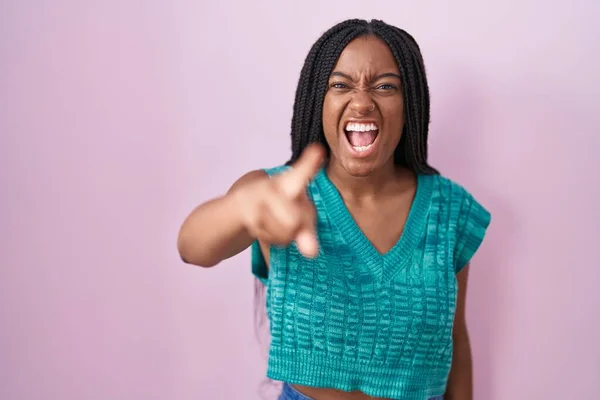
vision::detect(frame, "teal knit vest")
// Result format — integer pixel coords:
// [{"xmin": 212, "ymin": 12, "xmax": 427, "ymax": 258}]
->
[{"xmin": 251, "ymin": 166, "xmax": 491, "ymax": 400}]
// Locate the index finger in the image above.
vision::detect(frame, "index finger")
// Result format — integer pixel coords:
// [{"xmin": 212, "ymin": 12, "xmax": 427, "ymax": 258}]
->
[{"xmin": 278, "ymin": 143, "xmax": 325, "ymax": 198}]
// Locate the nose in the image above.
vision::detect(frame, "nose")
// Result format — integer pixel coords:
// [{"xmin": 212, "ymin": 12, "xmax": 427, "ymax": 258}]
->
[{"xmin": 349, "ymin": 89, "xmax": 375, "ymax": 115}]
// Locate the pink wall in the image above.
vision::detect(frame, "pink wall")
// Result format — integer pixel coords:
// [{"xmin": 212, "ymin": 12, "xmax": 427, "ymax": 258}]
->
[{"xmin": 1, "ymin": 1, "xmax": 599, "ymax": 399}]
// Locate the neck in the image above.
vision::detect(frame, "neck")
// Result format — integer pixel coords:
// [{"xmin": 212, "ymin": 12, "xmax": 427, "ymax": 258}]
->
[{"xmin": 325, "ymin": 158, "xmax": 408, "ymax": 200}]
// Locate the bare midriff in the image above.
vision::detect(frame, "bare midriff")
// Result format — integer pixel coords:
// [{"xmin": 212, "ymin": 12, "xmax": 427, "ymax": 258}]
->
[{"xmin": 292, "ymin": 384, "xmax": 391, "ymax": 400}]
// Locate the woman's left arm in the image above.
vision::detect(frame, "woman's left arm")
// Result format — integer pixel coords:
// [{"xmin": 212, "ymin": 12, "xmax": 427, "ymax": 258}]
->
[{"xmin": 445, "ymin": 264, "xmax": 473, "ymax": 400}]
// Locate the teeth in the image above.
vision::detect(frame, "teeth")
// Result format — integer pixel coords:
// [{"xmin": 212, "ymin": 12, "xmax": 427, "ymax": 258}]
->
[
  {"xmin": 345, "ymin": 122, "xmax": 378, "ymax": 132},
  {"xmin": 352, "ymin": 143, "xmax": 373, "ymax": 152}
]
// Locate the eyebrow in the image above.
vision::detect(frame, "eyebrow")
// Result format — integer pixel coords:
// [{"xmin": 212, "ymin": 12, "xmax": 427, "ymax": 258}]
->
[{"xmin": 330, "ymin": 71, "xmax": 402, "ymax": 81}]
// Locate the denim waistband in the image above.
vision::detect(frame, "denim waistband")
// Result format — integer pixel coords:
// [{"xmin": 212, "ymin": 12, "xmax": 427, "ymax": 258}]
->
[
  {"xmin": 278, "ymin": 383, "xmax": 443, "ymax": 400},
  {"xmin": 278, "ymin": 383, "xmax": 314, "ymax": 400}
]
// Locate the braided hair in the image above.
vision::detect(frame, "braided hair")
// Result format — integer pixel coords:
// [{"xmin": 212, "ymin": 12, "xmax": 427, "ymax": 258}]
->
[{"xmin": 286, "ymin": 19, "xmax": 438, "ymax": 175}]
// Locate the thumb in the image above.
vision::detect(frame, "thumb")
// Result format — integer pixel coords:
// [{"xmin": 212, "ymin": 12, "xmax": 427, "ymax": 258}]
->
[
  {"xmin": 278, "ymin": 143, "xmax": 325, "ymax": 198},
  {"xmin": 295, "ymin": 228, "xmax": 319, "ymax": 258}
]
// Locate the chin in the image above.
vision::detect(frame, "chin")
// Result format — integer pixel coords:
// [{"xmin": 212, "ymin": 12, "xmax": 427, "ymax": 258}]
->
[{"xmin": 340, "ymin": 157, "xmax": 378, "ymax": 177}]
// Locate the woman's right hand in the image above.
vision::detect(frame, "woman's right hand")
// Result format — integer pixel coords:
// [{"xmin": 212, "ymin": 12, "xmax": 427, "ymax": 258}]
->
[{"xmin": 234, "ymin": 144, "xmax": 325, "ymax": 258}]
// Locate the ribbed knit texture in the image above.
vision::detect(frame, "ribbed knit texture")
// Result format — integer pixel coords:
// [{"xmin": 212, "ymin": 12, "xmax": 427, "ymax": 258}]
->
[{"xmin": 251, "ymin": 166, "xmax": 491, "ymax": 400}]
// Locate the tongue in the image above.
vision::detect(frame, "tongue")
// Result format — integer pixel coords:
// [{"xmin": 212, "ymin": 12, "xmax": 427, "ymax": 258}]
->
[{"xmin": 347, "ymin": 131, "xmax": 377, "ymax": 147}]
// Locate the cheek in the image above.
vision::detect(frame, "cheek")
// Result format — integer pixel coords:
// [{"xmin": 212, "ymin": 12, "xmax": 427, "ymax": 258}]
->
[
  {"xmin": 382, "ymin": 101, "xmax": 405, "ymax": 139},
  {"xmin": 322, "ymin": 95, "xmax": 342, "ymax": 139}
]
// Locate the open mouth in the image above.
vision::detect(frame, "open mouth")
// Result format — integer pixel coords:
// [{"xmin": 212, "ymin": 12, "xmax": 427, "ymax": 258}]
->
[{"xmin": 344, "ymin": 122, "xmax": 379, "ymax": 153}]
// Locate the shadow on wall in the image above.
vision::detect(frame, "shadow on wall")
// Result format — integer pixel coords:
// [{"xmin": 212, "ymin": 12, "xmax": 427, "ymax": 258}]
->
[{"xmin": 430, "ymin": 72, "xmax": 521, "ymax": 400}]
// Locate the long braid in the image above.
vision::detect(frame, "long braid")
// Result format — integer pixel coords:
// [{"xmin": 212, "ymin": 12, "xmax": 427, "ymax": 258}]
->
[
  {"xmin": 390, "ymin": 25, "xmax": 434, "ymax": 173},
  {"xmin": 287, "ymin": 20, "xmax": 370, "ymax": 164},
  {"xmin": 286, "ymin": 19, "xmax": 438, "ymax": 174},
  {"xmin": 290, "ymin": 23, "xmax": 343, "ymax": 160},
  {"xmin": 393, "ymin": 26, "xmax": 432, "ymax": 172},
  {"xmin": 304, "ymin": 26, "xmax": 366, "ymax": 157}
]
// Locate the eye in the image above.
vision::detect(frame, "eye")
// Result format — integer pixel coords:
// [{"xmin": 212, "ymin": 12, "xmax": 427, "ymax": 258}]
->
[
  {"xmin": 330, "ymin": 81, "xmax": 349, "ymax": 89},
  {"xmin": 376, "ymin": 83, "xmax": 397, "ymax": 90}
]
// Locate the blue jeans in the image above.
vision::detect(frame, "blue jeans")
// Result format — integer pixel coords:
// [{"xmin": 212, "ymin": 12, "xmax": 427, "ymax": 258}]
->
[{"xmin": 279, "ymin": 383, "xmax": 444, "ymax": 400}]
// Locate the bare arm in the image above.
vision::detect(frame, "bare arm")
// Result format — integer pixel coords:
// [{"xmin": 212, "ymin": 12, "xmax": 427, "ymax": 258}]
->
[
  {"xmin": 446, "ymin": 264, "xmax": 473, "ymax": 400},
  {"xmin": 177, "ymin": 144, "xmax": 325, "ymax": 268},
  {"xmin": 177, "ymin": 170, "xmax": 267, "ymax": 267}
]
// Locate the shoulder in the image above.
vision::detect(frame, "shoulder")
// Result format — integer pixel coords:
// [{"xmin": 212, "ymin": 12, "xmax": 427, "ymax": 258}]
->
[
  {"xmin": 423, "ymin": 173, "xmax": 491, "ymax": 229},
  {"xmin": 262, "ymin": 164, "xmax": 291, "ymax": 177},
  {"xmin": 432, "ymin": 173, "xmax": 491, "ymax": 222},
  {"xmin": 424, "ymin": 173, "xmax": 477, "ymax": 206},
  {"xmin": 227, "ymin": 164, "xmax": 290, "ymax": 194},
  {"xmin": 425, "ymin": 174, "xmax": 492, "ymax": 272}
]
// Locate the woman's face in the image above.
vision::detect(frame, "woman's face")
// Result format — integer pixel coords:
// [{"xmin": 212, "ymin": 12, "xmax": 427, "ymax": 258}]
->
[{"xmin": 322, "ymin": 36, "xmax": 404, "ymax": 177}]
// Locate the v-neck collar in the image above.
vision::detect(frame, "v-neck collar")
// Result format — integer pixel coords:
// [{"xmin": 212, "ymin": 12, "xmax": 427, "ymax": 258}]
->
[{"xmin": 313, "ymin": 168, "xmax": 433, "ymax": 282}]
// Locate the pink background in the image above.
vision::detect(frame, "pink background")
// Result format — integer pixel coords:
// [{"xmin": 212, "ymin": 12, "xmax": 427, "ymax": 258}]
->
[{"xmin": 1, "ymin": 1, "xmax": 599, "ymax": 399}]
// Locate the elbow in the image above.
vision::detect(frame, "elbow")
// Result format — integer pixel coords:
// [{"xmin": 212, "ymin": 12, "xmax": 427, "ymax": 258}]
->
[
  {"xmin": 180, "ymin": 255, "xmax": 219, "ymax": 268},
  {"xmin": 178, "ymin": 247, "xmax": 219, "ymax": 268},
  {"xmin": 177, "ymin": 233, "xmax": 219, "ymax": 268}
]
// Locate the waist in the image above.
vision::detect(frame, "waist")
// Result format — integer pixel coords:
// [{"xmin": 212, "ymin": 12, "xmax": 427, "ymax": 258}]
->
[
  {"xmin": 282, "ymin": 383, "xmax": 389, "ymax": 400},
  {"xmin": 280, "ymin": 383, "xmax": 444, "ymax": 400},
  {"xmin": 268, "ymin": 348, "xmax": 448, "ymax": 400}
]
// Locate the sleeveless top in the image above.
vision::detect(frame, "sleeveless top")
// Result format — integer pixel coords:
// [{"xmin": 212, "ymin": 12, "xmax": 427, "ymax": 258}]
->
[{"xmin": 251, "ymin": 165, "xmax": 491, "ymax": 400}]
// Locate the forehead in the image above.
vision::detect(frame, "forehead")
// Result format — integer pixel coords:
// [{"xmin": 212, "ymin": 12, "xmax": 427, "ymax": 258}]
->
[{"xmin": 332, "ymin": 36, "xmax": 399, "ymax": 75}]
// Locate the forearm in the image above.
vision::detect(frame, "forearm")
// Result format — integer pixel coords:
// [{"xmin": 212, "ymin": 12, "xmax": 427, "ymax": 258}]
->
[
  {"xmin": 445, "ymin": 333, "xmax": 473, "ymax": 400},
  {"xmin": 177, "ymin": 192, "xmax": 254, "ymax": 267}
]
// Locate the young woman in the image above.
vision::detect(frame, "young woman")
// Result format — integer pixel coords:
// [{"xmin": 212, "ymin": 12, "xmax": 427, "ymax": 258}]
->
[{"xmin": 178, "ymin": 19, "xmax": 491, "ymax": 400}]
